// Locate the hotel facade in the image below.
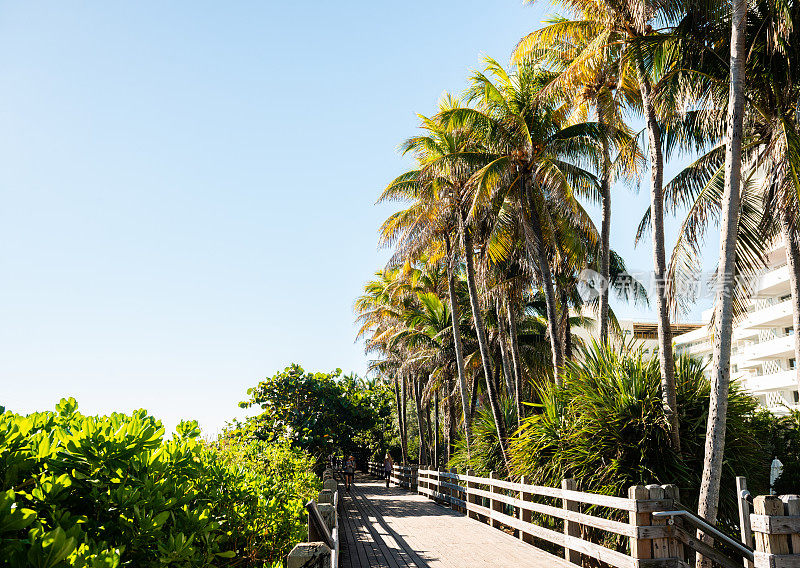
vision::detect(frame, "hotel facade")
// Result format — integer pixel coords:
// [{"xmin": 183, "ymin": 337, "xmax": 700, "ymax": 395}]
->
[{"xmin": 674, "ymin": 241, "xmax": 800, "ymax": 414}]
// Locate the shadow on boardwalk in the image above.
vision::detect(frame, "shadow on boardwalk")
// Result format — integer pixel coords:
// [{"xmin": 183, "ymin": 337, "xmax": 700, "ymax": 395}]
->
[{"xmin": 339, "ymin": 473, "xmax": 565, "ymax": 568}]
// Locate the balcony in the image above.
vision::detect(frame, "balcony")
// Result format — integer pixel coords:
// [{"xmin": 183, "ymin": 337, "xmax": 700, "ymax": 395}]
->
[
  {"xmin": 740, "ymin": 369, "xmax": 799, "ymax": 393},
  {"xmin": 755, "ymin": 264, "xmax": 790, "ymax": 297},
  {"xmin": 738, "ymin": 299, "xmax": 794, "ymax": 330},
  {"xmin": 742, "ymin": 334, "xmax": 796, "ymax": 362}
]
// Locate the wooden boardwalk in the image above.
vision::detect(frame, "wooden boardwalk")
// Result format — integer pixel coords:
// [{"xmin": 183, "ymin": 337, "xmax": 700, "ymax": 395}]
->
[{"xmin": 339, "ymin": 473, "xmax": 567, "ymax": 568}]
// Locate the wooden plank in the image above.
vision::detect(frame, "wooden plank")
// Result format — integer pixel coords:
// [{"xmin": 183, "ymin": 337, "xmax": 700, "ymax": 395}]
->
[
  {"xmin": 467, "ymin": 485, "xmax": 641, "ymax": 537},
  {"xmin": 662, "ymin": 484, "xmax": 685, "ymax": 561},
  {"xmin": 439, "ymin": 480, "xmax": 467, "ymax": 493},
  {"xmin": 520, "ymin": 475, "xmax": 534, "ymax": 545},
  {"xmin": 676, "ymin": 525, "xmax": 743, "ymax": 568},
  {"xmin": 466, "ymin": 468, "xmax": 478, "ymax": 521},
  {"xmin": 751, "ymin": 515, "xmax": 800, "ymax": 535},
  {"xmin": 458, "ymin": 473, "xmax": 639, "ymax": 511},
  {"xmin": 754, "ymin": 496, "xmax": 790, "ymax": 555},
  {"xmin": 781, "ymin": 495, "xmax": 800, "ymax": 553},
  {"xmin": 648, "ymin": 485, "xmax": 669, "ymax": 560},
  {"xmin": 563, "ymin": 478, "xmax": 581, "ymax": 565},
  {"xmin": 629, "ymin": 485, "xmax": 652, "ymax": 561},
  {"xmin": 490, "ymin": 471, "xmax": 503, "ymax": 529},
  {"xmin": 754, "ymin": 552, "xmax": 800, "ymax": 568}
]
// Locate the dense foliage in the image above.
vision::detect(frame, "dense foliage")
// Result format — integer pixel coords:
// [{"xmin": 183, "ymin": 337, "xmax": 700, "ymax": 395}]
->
[
  {"xmin": 239, "ymin": 364, "xmax": 396, "ymax": 465},
  {"xmin": 507, "ymin": 343, "xmax": 793, "ymax": 530},
  {"xmin": 0, "ymin": 398, "xmax": 318, "ymax": 568}
]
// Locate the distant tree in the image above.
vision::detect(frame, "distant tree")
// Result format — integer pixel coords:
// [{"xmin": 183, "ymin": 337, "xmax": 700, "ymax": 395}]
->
[{"xmin": 239, "ymin": 364, "xmax": 394, "ymax": 465}]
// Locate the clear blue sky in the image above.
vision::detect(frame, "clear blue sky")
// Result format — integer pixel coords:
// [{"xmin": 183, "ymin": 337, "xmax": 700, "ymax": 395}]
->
[{"xmin": 0, "ymin": 1, "xmax": 717, "ymax": 436}]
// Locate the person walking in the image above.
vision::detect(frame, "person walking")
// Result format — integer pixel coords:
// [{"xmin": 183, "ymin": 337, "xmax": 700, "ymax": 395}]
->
[
  {"xmin": 383, "ymin": 453, "xmax": 393, "ymax": 489},
  {"xmin": 344, "ymin": 455, "xmax": 356, "ymax": 491}
]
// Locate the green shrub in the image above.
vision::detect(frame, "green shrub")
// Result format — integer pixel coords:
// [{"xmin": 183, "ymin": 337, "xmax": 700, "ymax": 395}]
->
[
  {"xmin": 239, "ymin": 364, "xmax": 395, "ymax": 468},
  {"xmin": 0, "ymin": 398, "xmax": 318, "ymax": 568},
  {"xmin": 507, "ymin": 343, "xmax": 773, "ymax": 531},
  {"xmin": 448, "ymin": 398, "xmax": 516, "ymax": 475}
]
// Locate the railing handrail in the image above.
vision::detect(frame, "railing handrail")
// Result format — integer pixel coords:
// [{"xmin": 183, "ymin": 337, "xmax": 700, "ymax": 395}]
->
[
  {"xmin": 417, "ymin": 468, "xmax": 662, "ymax": 512},
  {"xmin": 653, "ymin": 510, "xmax": 754, "ymax": 561},
  {"xmin": 306, "ymin": 499, "xmax": 335, "ymax": 549}
]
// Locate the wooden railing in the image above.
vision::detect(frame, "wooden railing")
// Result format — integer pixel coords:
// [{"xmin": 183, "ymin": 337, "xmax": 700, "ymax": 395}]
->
[
  {"xmin": 750, "ymin": 494, "xmax": 800, "ymax": 568},
  {"xmin": 367, "ymin": 461, "xmax": 417, "ymax": 489},
  {"xmin": 286, "ymin": 467, "xmax": 340, "ymax": 568},
  {"xmin": 416, "ymin": 467, "xmax": 681, "ymax": 568},
  {"xmin": 366, "ymin": 461, "xmax": 383, "ymax": 478},
  {"xmin": 360, "ymin": 464, "xmax": 800, "ymax": 568}
]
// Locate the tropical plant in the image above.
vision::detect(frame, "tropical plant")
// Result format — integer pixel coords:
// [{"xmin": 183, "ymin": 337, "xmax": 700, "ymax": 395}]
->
[
  {"xmin": 0, "ymin": 398, "xmax": 319, "ymax": 568},
  {"xmin": 239, "ymin": 364, "xmax": 394, "ymax": 467},
  {"xmin": 439, "ymin": 57, "xmax": 602, "ymax": 384},
  {"xmin": 509, "ymin": 343, "xmax": 773, "ymax": 533}
]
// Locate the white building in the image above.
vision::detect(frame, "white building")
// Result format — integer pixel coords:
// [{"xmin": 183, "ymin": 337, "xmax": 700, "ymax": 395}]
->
[
  {"xmin": 674, "ymin": 241, "xmax": 800, "ymax": 414},
  {"xmin": 573, "ymin": 318, "xmax": 701, "ymax": 355}
]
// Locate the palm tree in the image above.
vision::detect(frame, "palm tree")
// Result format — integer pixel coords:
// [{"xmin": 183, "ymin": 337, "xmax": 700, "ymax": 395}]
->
[
  {"xmin": 385, "ymin": 101, "xmax": 515, "ymax": 468},
  {"xmin": 440, "ymin": 58, "xmax": 601, "ymax": 384},
  {"xmin": 695, "ymin": 0, "xmax": 747, "ymax": 547},
  {"xmin": 515, "ymin": 0, "xmax": 701, "ymax": 450},
  {"xmin": 513, "ymin": 15, "xmax": 643, "ymax": 344}
]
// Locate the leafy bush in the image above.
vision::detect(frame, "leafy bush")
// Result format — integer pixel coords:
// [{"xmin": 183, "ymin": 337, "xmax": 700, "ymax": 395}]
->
[
  {"xmin": 0, "ymin": 398, "xmax": 318, "ymax": 568},
  {"xmin": 210, "ymin": 428, "xmax": 320, "ymax": 563},
  {"xmin": 239, "ymin": 364, "xmax": 395, "ymax": 466},
  {"xmin": 448, "ymin": 398, "xmax": 516, "ymax": 475},
  {"xmin": 755, "ymin": 408, "xmax": 800, "ymax": 494}
]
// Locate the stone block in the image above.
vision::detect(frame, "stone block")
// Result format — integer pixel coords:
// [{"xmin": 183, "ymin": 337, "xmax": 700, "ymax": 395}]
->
[
  {"xmin": 317, "ymin": 502, "xmax": 335, "ymax": 530},
  {"xmin": 286, "ymin": 542, "xmax": 331, "ymax": 568},
  {"xmin": 318, "ymin": 489, "xmax": 334, "ymax": 504}
]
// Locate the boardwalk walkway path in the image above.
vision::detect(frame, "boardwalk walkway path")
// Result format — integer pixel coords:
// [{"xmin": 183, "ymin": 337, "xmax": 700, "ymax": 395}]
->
[{"xmin": 339, "ymin": 473, "xmax": 566, "ymax": 568}]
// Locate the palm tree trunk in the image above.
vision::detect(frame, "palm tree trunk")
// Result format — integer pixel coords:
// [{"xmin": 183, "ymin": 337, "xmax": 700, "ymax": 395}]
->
[
  {"xmin": 458, "ymin": 212, "xmax": 510, "ymax": 469},
  {"xmin": 497, "ymin": 301, "xmax": 515, "ymax": 399},
  {"xmin": 425, "ymin": 399, "xmax": 434, "ymax": 464},
  {"xmin": 598, "ymin": 98, "xmax": 612, "ymax": 344},
  {"xmin": 443, "ymin": 385, "xmax": 452, "ymax": 465},
  {"xmin": 448, "ymin": 381, "xmax": 456, "ymax": 462},
  {"xmin": 434, "ymin": 388, "xmax": 440, "ymax": 468},
  {"xmin": 507, "ymin": 303, "xmax": 523, "ymax": 426},
  {"xmin": 395, "ymin": 377, "xmax": 408, "ymax": 464},
  {"xmin": 445, "ymin": 233, "xmax": 473, "ymax": 442},
  {"xmin": 636, "ymin": 59, "xmax": 680, "ymax": 452},
  {"xmin": 413, "ymin": 378, "xmax": 427, "ymax": 465},
  {"xmin": 561, "ymin": 287, "xmax": 573, "ymax": 360},
  {"xmin": 469, "ymin": 371, "xmax": 480, "ymax": 419},
  {"xmin": 780, "ymin": 209, "xmax": 800, "ymax": 391},
  {"xmin": 522, "ymin": 179, "xmax": 564, "ymax": 383},
  {"xmin": 696, "ymin": 2, "xmax": 747, "ymax": 560}
]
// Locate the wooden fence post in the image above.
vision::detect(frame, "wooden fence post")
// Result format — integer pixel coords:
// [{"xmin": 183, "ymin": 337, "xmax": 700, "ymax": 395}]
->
[
  {"xmin": 520, "ymin": 475, "xmax": 533, "ymax": 545},
  {"xmin": 563, "ymin": 478, "xmax": 581, "ymax": 565},
  {"xmin": 491, "ymin": 471, "xmax": 503, "ymax": 529},
  {"xmin": 753, "ymin": 495, "xmax": 789, "ymax": 559},
  {"xmin": 450, "ymin": 467, "xmax": 459, "ymax": 512},
  {"xmin": 467, "ymin": 469, "xmax": 476, "ymax": 520},
  {"xmin": 287, "ymin": 543, "xmax": 331, "ymax": 568},
  {"xmin": 628, "ymin": 485, "xmax": 652, "ymax": 562},
  {"xmin": 662, "ymin": 484, "xmax": 684, "ymax": 561},
  {"xmin": 737, "ymin": 477, "xmax": 755, "ymax": 568},
  {"xmin": 647, "ymin": 484, "xmax": 669, "ymax": 560},
  {"xmin": 783, "ymin": 495, "xmax": 800, "ymax": 553}
]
